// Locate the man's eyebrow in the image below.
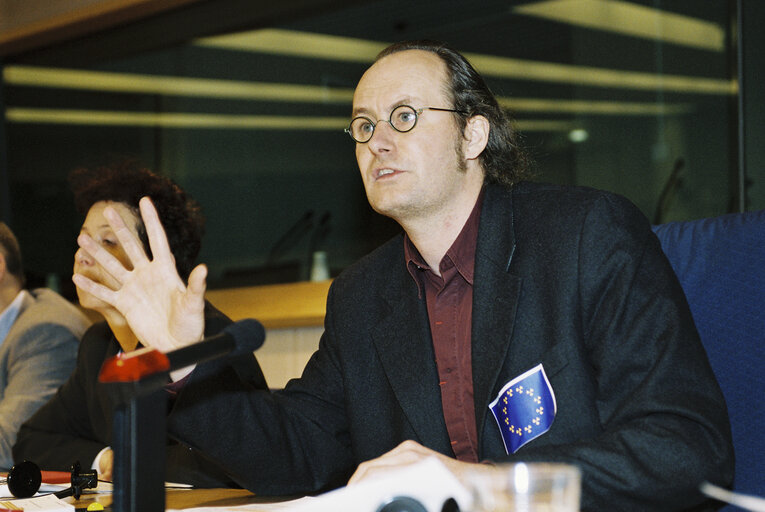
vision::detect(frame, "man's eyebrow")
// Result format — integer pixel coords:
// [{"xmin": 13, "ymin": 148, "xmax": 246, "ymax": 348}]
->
[
  {"xmin": 351, "ymin": 106, "xmax": 372, "ymax": 118},
  {"xmin": 392, "ymin": 97, "xmax": 415, "ymax": 109}
]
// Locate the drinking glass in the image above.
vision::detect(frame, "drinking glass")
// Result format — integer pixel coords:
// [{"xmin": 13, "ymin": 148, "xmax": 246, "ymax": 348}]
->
[{"xmin": 464, "ymin": 462, "xmax": 581, "ymax": 511}]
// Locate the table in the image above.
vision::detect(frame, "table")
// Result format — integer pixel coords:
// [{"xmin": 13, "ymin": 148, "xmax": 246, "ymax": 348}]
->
[{"xmin": 65, "ymin": 488, "xmax": 293, "ymax": 511}]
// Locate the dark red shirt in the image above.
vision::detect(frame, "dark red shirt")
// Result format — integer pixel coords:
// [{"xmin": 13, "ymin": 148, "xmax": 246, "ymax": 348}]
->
[{"xmin": 404, "ymin": 190, "xmax": 484, "ymax": 462}]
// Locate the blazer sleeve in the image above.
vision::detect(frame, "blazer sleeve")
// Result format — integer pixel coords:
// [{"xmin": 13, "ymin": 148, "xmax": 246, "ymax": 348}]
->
[
  {"xmin": 12, "ymin": 325, "xmax": 110, "ymax": 471},
  {"xmin": 499, "ymin": 193, "xmax": 734, "ymax": 511},
  {"xmin": 0, "ymin": 323, "xmax": 79, "ymax": 469},
  {"xmin": 168, "ymin": 296, "xmax": 356, "ymax": 496}
]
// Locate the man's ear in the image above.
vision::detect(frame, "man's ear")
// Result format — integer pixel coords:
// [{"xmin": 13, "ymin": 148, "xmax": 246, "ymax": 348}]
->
[{"xmin": 462, "ymin": 114, "xmax": 490, "ymax": 160}]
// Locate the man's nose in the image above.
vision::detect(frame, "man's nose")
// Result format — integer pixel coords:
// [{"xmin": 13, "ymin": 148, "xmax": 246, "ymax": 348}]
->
[{"xmin": 367, "ymin": 121, "xmax": 397, "ymax": 152}]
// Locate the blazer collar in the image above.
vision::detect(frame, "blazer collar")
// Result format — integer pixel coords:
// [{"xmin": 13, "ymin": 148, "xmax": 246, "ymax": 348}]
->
[{"xmin": 0, "ymin": 289, "xmax": 32, "ymax": 344}]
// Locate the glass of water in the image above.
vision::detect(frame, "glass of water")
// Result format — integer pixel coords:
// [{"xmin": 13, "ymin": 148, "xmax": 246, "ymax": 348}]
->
[{"xmin": 464, "ymin": 462, "xmax": 581, "ymax": 511}]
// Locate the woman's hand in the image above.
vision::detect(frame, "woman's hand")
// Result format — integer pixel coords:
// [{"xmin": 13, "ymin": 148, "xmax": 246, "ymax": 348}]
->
[{"xmin": 72, "ymin": 197, "xmax": 206, "ymax": 352}]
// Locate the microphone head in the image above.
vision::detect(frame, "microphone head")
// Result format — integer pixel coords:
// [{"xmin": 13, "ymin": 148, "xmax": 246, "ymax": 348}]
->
[
  {"xmin": 223, "ymin": 318, "xmax": 266, "ymax": 354},
  {"xmin": 7, "ymin": 460, "xmax": 42, "ymax": 498}
]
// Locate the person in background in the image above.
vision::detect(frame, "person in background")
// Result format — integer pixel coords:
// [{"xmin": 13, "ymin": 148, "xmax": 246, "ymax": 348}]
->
[
  {"xmin": 71, "ymin": 42, "xmax": 734, "ymax": 510},
  {"xmin": 0, "ymin": 222, "xmax": 90, "ymax": 471},
  {"xmin": 13, "ymin": 161, "xmax": 267, "ymax": 487}
]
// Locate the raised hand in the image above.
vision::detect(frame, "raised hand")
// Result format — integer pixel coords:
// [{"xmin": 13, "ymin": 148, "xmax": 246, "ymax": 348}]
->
[{"xmin": 72, "ymin": 197, "xmax": 206, "ymax": 353}]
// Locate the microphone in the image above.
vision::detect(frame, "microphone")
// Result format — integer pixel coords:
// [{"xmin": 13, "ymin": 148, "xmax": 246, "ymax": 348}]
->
[
  {"xmin": 99, "ymin": 319, "xmax": 266, "ymax": 385},
  {"xmin": 6, "ymin": 460, "xmax": 97, "ymax": 499},
  {"xmin": 266, "ymin": 210, "xmax": 315, "ymax": 263},
  {"xmin": 166, "ymin": 319, "xmax": 265, "ymax": 371},
  {"xmin": 653, "ymin": 157, "xmax": 685, "ymax": 224}
]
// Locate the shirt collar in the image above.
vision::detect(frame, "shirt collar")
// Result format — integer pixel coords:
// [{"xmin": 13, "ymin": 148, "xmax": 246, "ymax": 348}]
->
[
  {"xmin": 0, "ymin": 289, "xmax": 30, "ymax": 344},
  {"xmin": 405, "ymin": 188, "xmax": 485, "ymax": 288}
]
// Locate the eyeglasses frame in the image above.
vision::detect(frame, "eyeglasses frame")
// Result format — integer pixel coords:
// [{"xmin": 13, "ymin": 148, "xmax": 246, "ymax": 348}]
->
[{"xmin": 344, "ymin": 105, "xmax": 467, "ymax": 143}]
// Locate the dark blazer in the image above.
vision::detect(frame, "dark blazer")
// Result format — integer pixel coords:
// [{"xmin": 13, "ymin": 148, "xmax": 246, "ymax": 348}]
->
[
  {"xmin": 169, "ymin": 183, "xmax": 733, "ymax": 509},
  {"xmin": 13, "ymin": 304, "xmax": 266, "ymax": 488}
]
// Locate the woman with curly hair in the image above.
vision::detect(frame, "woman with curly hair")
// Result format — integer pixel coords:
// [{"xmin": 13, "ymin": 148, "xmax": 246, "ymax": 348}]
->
[{"xmin": 13, "ymin": 161, "xmax": 267, "ymax": 488}]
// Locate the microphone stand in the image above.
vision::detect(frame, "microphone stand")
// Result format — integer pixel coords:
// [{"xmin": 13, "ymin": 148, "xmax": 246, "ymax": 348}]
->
[
  {"xmin": 100, "ymin": 349, "xmax": 173, "ymax": 512},
  {"xmin": 98, "ymin": 322, "xmax": 264, "ymax": 512}
]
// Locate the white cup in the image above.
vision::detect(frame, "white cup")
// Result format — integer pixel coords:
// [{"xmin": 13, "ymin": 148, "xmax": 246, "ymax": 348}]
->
[{"xmin": 464, "ymin": 462, "xmax": 581, "ymax": 511}]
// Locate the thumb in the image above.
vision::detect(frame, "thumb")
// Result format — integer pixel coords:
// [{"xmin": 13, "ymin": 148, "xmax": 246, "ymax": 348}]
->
[{"xmin": 186, "ymin": 264, "xmax": 208, "ymax": 309}]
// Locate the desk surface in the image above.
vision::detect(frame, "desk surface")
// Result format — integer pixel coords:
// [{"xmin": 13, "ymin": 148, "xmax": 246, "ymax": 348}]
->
[{"xmin": 66, "ymin": 488, "xmax": 290, "ymax": 510}]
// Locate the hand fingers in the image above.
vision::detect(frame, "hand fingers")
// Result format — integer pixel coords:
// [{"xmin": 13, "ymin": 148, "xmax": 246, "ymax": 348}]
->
[
  {"xmin": 187, "ymin": 264, "xmax": 208, "ymax": 298},
  {"xmin": 347, "ymin": 461, "xmax": 375, "ymax": 486},
  {"xmin": 139, "ymin": 197, "xmax": 174, "ymax": 265},
  {"xmin": 72, "ymin": 272, "xmax": 119, "ymax": 305},
  {"xmin": 185, "ymin": 264, "xmax": 208, "ymax": 312},
  {"xmin": 103, "ymin": 204, "xmax": 149, "ymax": 269},
  {"xmin": 348, "ymin": 442, "xmax": 427, "ymax": 486},
  {"xmin": 349, "ymin": 457, "xmax": 414, "ymax": 485},
  {"xmin": 98, "ymin": 449, "xmax": 113, "ymax": 479},
  {"xmin": 77, "ymin": 233, "xmax": 131, "ymax": 283},
  {"xmin": 389, "ymin": 440, "xmax": 429, "ymax": 456}
]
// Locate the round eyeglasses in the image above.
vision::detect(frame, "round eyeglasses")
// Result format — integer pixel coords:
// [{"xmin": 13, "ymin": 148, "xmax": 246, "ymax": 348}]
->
[{"xmin": 345, "ymin": 105, "xmax": 465, "ymax": 143}]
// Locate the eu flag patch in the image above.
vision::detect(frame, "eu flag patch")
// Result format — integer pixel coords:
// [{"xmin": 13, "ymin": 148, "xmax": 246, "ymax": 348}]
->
[{"xmin": 489, "ymin": 363, "xmax": 556, "ymax": 454}]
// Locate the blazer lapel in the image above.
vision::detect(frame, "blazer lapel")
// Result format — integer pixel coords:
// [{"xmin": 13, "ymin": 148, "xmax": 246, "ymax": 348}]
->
[
  {"xmin": 369, "ymin": 254, "xmax": 452, "ymax": 452},
  {"xmin": 17, "ymin": 290, "xmax": 34, "ymax": 314},
  {"xmin": 471, "ymin": 185, "xmax": 523, "ymax": 447}
]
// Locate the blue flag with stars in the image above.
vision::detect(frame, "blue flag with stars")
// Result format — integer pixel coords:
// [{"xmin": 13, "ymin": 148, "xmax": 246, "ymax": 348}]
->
[{"xmin": 489, "ymin": 363, "xmax": 556, "ymax": 454}]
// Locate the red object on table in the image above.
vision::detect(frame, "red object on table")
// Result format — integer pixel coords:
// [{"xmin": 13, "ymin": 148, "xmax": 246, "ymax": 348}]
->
[
  {"xmin": 99, "ymin": 346, "xmax": 170, "ymax": 382},
  {"xmin": 40, "ymin": 470, "xmax": 70, "ymax": 484}
]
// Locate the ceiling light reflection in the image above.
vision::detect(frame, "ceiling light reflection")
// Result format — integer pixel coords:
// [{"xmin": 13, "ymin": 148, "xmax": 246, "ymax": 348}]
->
[
  {"xmin": 4, "ymin": 65, "xmax": 692, "ymax": 116},
  {"xmin": 4, "ymin": 107, "xmax": 578, "ymax": 133},
  {"xmin": 196, "ymin": 29, "xmax": 735, "ymax": 95},
  {"xmin": 3, "ymin": 65, "xmax": 354, "ymax": 103},
  {"xmin": 514, "ymin": 0, "xmax": 725, "ymax": 52}
]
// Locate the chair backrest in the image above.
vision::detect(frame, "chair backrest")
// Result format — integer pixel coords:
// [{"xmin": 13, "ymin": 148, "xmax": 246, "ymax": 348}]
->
[{"xmin": 652, "ymin": 210, "xmax": 765, "ymax": 503}]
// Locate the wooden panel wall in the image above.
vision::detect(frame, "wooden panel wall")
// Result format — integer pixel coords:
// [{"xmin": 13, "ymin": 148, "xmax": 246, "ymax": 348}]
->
[{"xmin": 0, "ymin": 0, "xmax": 202, "ymax": 57}]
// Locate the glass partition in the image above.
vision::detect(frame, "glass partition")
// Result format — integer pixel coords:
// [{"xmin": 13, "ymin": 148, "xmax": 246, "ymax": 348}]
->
[{"xmin": 1, "ymin": 0, "xmax": 740, "ymax": 291}]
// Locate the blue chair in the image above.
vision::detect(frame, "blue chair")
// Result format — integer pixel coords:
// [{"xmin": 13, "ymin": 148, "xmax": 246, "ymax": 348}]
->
[{"xmin": 652, "ymin": 210, "xmax": 765, "ymax": 506}]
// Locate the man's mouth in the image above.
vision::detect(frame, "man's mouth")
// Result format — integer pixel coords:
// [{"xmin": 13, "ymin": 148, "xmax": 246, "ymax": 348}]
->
[{"xmin": 376, "ymin": 168, "xmax": 398, "ymax": 179}]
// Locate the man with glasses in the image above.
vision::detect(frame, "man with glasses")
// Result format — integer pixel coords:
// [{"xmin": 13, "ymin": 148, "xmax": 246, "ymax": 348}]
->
[
  {"xmin": 73, "ymin": 41, "xmax": 733, "ymax": 510},
  {"xmin": 345, "ymin": 105, "xmax": 466, "ymax": 143}
]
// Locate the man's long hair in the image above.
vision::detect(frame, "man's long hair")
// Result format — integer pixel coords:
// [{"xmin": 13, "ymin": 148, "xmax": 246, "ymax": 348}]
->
[{"xmin": 376, "ymin": 40, "xmax": 531, "ymax": 187}]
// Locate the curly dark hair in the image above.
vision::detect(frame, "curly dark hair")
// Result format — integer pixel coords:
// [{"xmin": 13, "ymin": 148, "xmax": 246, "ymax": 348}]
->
[
  {"xmin": 0, "ymin": 222, "xmax": 25, "ymax": 287},
  {"xmin": 376, "ymin": 40, "xmax": 531, "ymax": 187},
  {"xmin": 68, "ymin": 160, "xmax": 204, "ymax": 280}
]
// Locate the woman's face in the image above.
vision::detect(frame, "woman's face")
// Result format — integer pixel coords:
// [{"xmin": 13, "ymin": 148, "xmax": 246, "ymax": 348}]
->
[{"xmin": 73, "ymin": 201, "xmax": 142, "ymax": 312}]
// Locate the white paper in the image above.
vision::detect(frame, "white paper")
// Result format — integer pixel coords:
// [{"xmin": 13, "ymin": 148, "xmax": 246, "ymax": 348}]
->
[
  {"xmin": 701, "ymin": 482, "xmax": 765, "ymax": 512},
  {"xmin": 0, "ymin": 493, "xmax": 74, "ymax": 511},
  {"xmin": 167, "ymin": 496, "xmax": 316, "ymax": 512},
  {"xmin": 167, "ymin": 457, "xmax": 472, "ymax": 512},
  {"xmin": 0, "ymin": 483, "xmax": 67, "ymax": 500}
]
